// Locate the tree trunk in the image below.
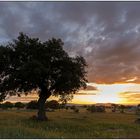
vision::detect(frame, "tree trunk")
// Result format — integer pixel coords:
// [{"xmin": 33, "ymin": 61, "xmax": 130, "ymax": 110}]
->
[
  {"xmin": 37, "ymin": 84, "xmax": 51, "ymax": 121},
  {"xmin": 37, "ymin": 94, "xmax": 48, "ymax": 121}
]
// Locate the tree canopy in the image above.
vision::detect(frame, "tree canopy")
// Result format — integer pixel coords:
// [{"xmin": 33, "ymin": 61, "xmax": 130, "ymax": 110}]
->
[{"xmin": 0, "ymin": 33, "xmax": 87, "ymax": 120}]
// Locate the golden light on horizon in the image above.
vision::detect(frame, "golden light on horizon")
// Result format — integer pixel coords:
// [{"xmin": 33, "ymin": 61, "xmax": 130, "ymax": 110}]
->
[
  {"xmin": 71, "ymin": 83, "xmax": 140, "ymax": 105},
  {"xmin": 5, "ymin": 83, "xmax": 140, "ymax": 105}
]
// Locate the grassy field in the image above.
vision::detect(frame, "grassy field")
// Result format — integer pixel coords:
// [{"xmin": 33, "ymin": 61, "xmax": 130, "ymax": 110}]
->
[{"xmin": 0, "ymin": 109, "xmax": 140, "ymax": 138}]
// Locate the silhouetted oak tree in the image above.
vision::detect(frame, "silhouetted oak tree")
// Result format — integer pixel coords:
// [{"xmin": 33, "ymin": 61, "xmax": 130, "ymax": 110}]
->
[{"xmin": 0, "ymin": 33, "xmax": 87, "ymax": 120}]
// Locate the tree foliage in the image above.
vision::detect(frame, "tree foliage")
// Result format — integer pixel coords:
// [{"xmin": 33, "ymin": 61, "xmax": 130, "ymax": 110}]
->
[
  {"xmin": 2, "ymin": 101, "xmax": 14, "ymax": 109},
  {"xmin": 0, "ymin": 33, "xmax": 87, "ymax": 120},
  {"xmin": 26, "ymin": 100, "xmax": 38, "ymax": 109},
  {"xmin": 111, "ymin": 104, "xmax": 118, "ymax": 112},
  {"xmin": 87, "ymin": 105, "xmax": 105, "ymax": 113},
  {"xmin": 136, "ymin": 104, "xmax": 140, "ymax": 115},
  {"xmin": 45, "ymin": 100, "xmax": 59, "ymax": 109},
  {"xmin": 0, "ymin": 33, "xmax": 87, "ymax": 100},
  {"xmin": 15, "ymin": 102, "xmax": 25, "ymax": 109},
  {"xmin": 119, "ymin": 105, "xmax": 125, "ymax": 113},
  {"xmin": 74, "ymin": 108, "xmax": 79, "ymax": 113}
]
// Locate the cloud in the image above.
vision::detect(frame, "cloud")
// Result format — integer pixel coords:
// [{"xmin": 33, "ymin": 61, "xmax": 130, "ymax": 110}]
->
[
  {"xmin": 1, "ymin": 2, "xmax": 140, "ymax": 83},
  {"xmin": 77, "ymin": 85, "xmax": 98, "ymax": 95},
  {"xmin": 5, "ymin": 95, "xmax": 38, "ymax": 103},
  {"xmin": 119, "ymin": 91, "xmax": 140, "ymax": 104},
  {"xmin": 76, "ymin": 93, "xmax": 97, "ymax": 95},
  {"xmin": 85, "ymin": 85, "xmax": 98, "ymax": 90}
]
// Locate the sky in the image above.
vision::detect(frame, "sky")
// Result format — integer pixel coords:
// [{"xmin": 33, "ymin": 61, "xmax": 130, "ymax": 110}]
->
[{"xmin": 1, "ymin": 1, "xmax": 140, "ymax": 105}]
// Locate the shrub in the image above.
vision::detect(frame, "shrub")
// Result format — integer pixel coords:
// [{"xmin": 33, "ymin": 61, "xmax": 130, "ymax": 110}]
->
[
  {"xmin": 87, "ymin": 105, "xmax": 96, "ymax": 112},
  {"xmin": 136, "ymin": 104, "xmax": 140, "ymax": 115},
  {"xmin": 87, "ymin": 105, "xmax": 105, "ymax": 113},
  {"xmin": 119, "ymin": 105, "xmax": 125, "ymax": 113},
  {"xmin": 135, "ymin": 117, "xmax": 140, "ymax": 124},
  {"xmin": 58, "ymin": 104, "xmax": 65, "ymax": 109},
  {"xmin": 26, "ymin": 100, "xmax": 38, "ymax": 109},
  {"xmin": 65, "ymin": 106, "xmax": 69, "ymax": 110},
  {"xmin": 96, "ymin": 106, "xmax": 105, "ymax": 112},
  {"xmin": 15, "ymin": 102, "xmax": 25, "ymax": 109},
  {"xmin": 45, "ymin": 100, "xmax": 59, "ymax": 109},
  {"xmin": 2, "ymin": 102, "xmax": 14, "ymax": 109},
  {"xmin": 82, "ymin": 105, "xmax": 88, "ymax": 108},
  {"xmin": 111, "ymin": 104, "xmax": 118, "ymax": 112},
  {"xmin": 74, "ymin": 108, "xmax": 79, "ymax": 113},
  {"xmin": 70, "ymin": 105, "xmax": 76, "ymax": 110}
]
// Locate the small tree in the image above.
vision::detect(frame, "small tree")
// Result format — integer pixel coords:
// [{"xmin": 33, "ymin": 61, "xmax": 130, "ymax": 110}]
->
[
  {"xmin": 26, "ymin": 100, "xmax": 38, "ymax": 109},
  {"xmin": 0, "ymin": 33, "xmax": 87, "ymax": 120},
  {"xmin": 58, "ymin": 104, "xmax": 65, "ymax": 109},
  {"xmin": 2, "ymin": 102, "xmax": 13, "ymax": 109},
  {"xmin": 136, "ymin": 104, "xmax": 140, "ymax": 115},
  {"xmin": 45, "ymin": 100, "xmax": 59, "ymax": 109},
  {"xmin": 65, "ymin": 106, "xmax": 69, "ymax": 110},
  {"xmin": 74, "ymin": 108, "xmax": 79, "ymax": 113},
  {"xmin": 96, "ymin": 106, "xmax": 106, "ymax": 112},
  {"xmin": 82, "ymin": 105, "xmax": 87, "ymax": 108},
  {"xmin": 70, "ymin": 105, "xmax": 76, "ymax": 110},
  {"xmin": 111, "ymin": 104, "xmax": 118, "ymax": 112},
  {"xmin": 135, "ymin": 104, "xmax": 140, "ymax": 123},
  {"xmin": 87, "ymin": 105, "xmax": 96, "ymax": 113},
  {"xmin": 87, "ymin": 105, "xmax": 105, "ymax": 113},
  {"xmin": 15, "ymin": 102, "xmax": 25, "ymax": 109},
  {"xmin": 119, "ymin": 105, "xmax": 125, "ymax": 113}
]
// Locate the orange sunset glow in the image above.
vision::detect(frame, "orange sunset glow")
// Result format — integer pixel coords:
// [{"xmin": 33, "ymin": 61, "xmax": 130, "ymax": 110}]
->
[
  {"xmin": 72, "ymin": 83, "xmax": 140, "ymax": 105},
  {"xmin": 6, "ymin": 82, "xmax": 140, "ymax": 105}
]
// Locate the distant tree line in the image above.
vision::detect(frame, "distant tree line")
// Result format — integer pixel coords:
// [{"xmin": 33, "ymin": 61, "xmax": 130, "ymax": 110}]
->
[
  {"xmin": 0, "ymin": 102, "xmax": 25, "ymax": 109},
  {"xmin": 1, "ymin": 101, "xmax": 140, "ymax": 115},
  {"xmin": 87, "ymin": 105, "xmax": 106, "ymax": 113},
  {"xmin": 0, "ymin": 100, "xmax": 67, "ymax": 110}
]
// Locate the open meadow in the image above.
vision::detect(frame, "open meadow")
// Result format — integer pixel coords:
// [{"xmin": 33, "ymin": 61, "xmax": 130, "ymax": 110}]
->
[{"xmin": 0, "ymin": 108, "xmax": 140, "ymax": 139}]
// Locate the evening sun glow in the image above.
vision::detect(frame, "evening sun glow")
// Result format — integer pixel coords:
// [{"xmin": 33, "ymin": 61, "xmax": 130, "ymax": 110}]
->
[
  {"xmin": 7, "ymin": 83, "xmax": 140, "ymax": 105},
  {"xmin": 71, "ymin": 83, "xmax": 140, "ymax": 105}
]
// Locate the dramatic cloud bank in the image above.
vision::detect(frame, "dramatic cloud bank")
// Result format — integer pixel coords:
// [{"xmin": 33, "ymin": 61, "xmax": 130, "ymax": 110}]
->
[{"xmin": 1, "ymin": 2, "xmax": 140, "ymax": 84}]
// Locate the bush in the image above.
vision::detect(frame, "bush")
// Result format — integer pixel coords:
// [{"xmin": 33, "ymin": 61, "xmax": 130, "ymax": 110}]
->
[
  {"xmin": 96, "ymin": 106, "xmax": 105, "ymax": 112},
  {"xmin": 119, "ymin": 105, "xmax": 125, "ymax": 113},
  {"xmin": 87, "ymin": 105, "xmax": 96, "ymax": 112},
  {"xmin": 111, "ymin": 104, "xmax": 118, "ymax": 112},
  {"xmin": 26, "ymin": 100, "xmax": 38, "ymax": 109},
  {"xmin": 0, "ymin": 103, "xmax": 2, "ymax": 108},
  {"xmin": 59, "ymin": 104, "xmax": 65, "ymax": 109},
  {"xmin": 70, "ymin": 105, "xmax": 76, "ymax": 110},
  {"xmin": 82, "ymin": 105, "xmax": 88, "ymax": 108},
  {"xmin": 2, "ymin": 102, "xmax": 14, "ymax": 109},
  {"xmin": 136, "ymin": 104, "xmax": 140, "ymax": 115},
  {"xmin": 74, "ymin": 108, "xmax": 79, "ymax": 113},
  {"xmin": 15, "ymin": 102, "xmax": 25, "ymax": 109},
  {"xmin": 65, "ymin": 106, "xmax": 69, "ymax": 110},
  {"xmin": 135, "ymin": 117, "xmax": 140, "ymax": 124},
  {"xmin": 45, "ymin": 100, "xmax": 59, "ymax": 109},
  {"xmin": 87, "ymin": 105, "xmax": 105, "ymax": 113}
]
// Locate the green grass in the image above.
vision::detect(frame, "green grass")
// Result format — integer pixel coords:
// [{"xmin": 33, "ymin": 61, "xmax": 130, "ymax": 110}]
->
[{"xmin": 0, "ymin": 109, "xmax": 140, "ymax": 138}]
